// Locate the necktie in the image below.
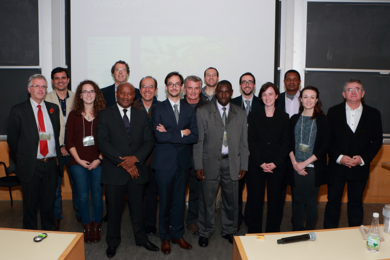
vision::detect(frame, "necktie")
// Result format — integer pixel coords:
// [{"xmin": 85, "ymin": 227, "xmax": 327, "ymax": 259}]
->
[
  {"xmin": 123, "ymin": 109, "xmax": 130, "ymax": 134},
  {"xmin": 37, "ymin": 105, "xmax": 48, "ymax": 157},
  {"xmin": 173, "ymin": 104, "xmax": 179, "ymax": 124},
  {"xmin": 222, "ymin": 107, "xmax": 228, "ymax": 147},
  {"xmin": 245, "ymin": 100, "xmax": 251, "ymax": 116}
]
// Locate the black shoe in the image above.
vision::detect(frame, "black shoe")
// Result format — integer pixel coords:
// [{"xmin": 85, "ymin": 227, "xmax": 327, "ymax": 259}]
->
[
  {"xmin": 145, "ymin": 226, "xmax": 157, "ymax": 235},
  {"xmin": 102, "ymin": 214, "xmax": 108, "ymax": 223},
  {"xmin": 222, "ymin": 234, "xmax": 234, "ymax": 244},
  {"xmin": 106, "ymin": 246, "xmax": 117, "ymax": 258},
  {"xmin": 136, "ymin": 241, "xmax": 159, "ymax": 252},
  {"xmin": 198, "ymin": 236, "xmax": 209, "ymax": 247}
]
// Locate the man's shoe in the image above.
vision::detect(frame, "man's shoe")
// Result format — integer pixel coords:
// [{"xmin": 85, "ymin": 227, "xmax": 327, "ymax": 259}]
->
[
  {"xmin": 186, "ymin": 224, "xmax": 199, "ymax": 235},
  {"xmin": 106, "ymin": 246, "xmax": 117, "ymax": 258},
  {"xmin": 172, "ymin": 238, "xmax": 192, "ymax": 250},
  {"xmin": 136, "ymin": 241, "xmax": 159, "ymax": 252},
  {"xmin": 145, "ymin": 226, "xmax": 157, "ymax": 235},
  {"xmin": 55, "ymin": 218, "xmax": 61, "ymax": 231},
  {"xmin": 222, "ymin": 234, "xmax": 234, "ymax": 244},
  {"xmin": 198, "ymin": 236, "xmax": 209, "ymax": 247},
  {"xmin": 161, "ymin": 240, "xmax": 171, "ymax": 255}
]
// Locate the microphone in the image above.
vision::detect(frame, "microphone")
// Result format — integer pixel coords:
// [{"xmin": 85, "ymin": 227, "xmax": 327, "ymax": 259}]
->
[{"xmin": 277, "ymin": 232, "xmax": 316, "ymax": 244}]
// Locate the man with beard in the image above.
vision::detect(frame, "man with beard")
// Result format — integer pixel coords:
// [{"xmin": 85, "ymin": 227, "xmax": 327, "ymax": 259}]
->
[{"xmin": 200, "ymin": 67, "xmax": 219, "ymax": 103}]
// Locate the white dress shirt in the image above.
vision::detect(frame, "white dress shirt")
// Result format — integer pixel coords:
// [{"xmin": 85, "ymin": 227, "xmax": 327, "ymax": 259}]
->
[
  {"xmin": 285, "ymin": 90, "xmax": 300, "ymax": 118},
  {"xmin": 117, "ymin": 103, "xmax": 131, "ymax": 123},
  {"xmin": 168, "ymin": 98, "xmax": 183, "ymax": 137},
  {"xmin": 242, "ymin": 94, "xmax": 254, "ymax": 110},
  {"xmin": 217, "ymin": 101, "xmax": 230, "ymax": 155}
]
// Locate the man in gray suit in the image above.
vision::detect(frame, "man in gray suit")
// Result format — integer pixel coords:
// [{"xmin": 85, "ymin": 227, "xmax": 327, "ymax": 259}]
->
[{"xmin": 193, "ymin": 80, "xmax": 248, "ymax": 247}]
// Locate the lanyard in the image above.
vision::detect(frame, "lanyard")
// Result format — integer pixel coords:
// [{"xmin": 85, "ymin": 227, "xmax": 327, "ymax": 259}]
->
[
  {"xmin": 300, "ymin": 115, "xmax": 314, "ymax": 145},
  {"xmin": 82, "ymin": 116, "xmax": 94, "ymax": 139}
]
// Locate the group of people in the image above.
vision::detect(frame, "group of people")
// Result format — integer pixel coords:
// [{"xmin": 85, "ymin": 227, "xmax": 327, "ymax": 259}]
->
[{"xmin": 7, "ymin": 60, "xmax": 383, "ymax": 258}]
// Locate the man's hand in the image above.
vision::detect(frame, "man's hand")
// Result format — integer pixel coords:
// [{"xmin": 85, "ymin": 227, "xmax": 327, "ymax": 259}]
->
[
  {"xmin": 127, "ymin": 165, "xmax": 139, "ymax": 179},
  {"xmin": 61, "ymin": 146, "xmax": 69, "ymax": 156},
  {"xmin": 118, "ymin": 156, "xmax": 138, "ymax": 170},
  {"xmin": 238, "ymin": 170, "xmax": 246, "ymax": 180},
  {"xmin": 156, "ymin": 124, "xmax": 167, "ymax": 132},
  {"xmin": 181, "ymin": 129, "xmax": 191, "ymax": 136},
  {"xmin": 352, "ymin": 155, "xmax": 362, "ymax": 166},
  {"xmin": 340, "ymin": 155, "xmax": 354, "ymax": 168},
  {"xmin": 195, "ymin": 169, "xmax": 205, "ymax": 181}
]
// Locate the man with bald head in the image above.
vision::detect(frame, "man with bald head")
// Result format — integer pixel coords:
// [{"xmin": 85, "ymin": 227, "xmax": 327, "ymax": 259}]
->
[{"xmin": 97, "ymin": 82, "xmax": 158, "ymax": 258}]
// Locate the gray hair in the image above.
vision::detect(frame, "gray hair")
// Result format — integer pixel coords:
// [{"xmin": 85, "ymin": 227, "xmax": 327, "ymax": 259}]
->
[
  {"xmin": 184, "ymin": 75, "xmax": 203, "ymax": 88},
  {"xmin": 28, "ymin": 74, "xmax": 47, "ymax": 87},
  {"xmin": 343, "ymin": 79, "xmax": 364, "ymax": 92}
]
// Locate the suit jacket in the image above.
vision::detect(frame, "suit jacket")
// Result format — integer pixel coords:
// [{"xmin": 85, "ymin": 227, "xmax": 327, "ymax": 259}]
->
[
  {"xmin": 101, "ymin": 83, "xmax": 141, "ymax": 107},
  {"xmin": 276, "ymin": 92, "xmax": 286, "ymax": 112},
  {"xmin": 45, "ymin": 90, "xmax": 75, "ymax": 146},
  {"xmin": 7, "ymin": 100, "xmax": 63, "ymax": 183},
  {"xmin": 288, "ymin": 113, "xmax": 332, "ymax": 187},
  {"xmin": 193, "ymin": 102, "xmax": 249, "ymax": 180},
  {"xmin": 248, "ymin": 108, "xmax": 290, "ymax": 168},
  {"xmin": 327, "ymin": 102, "xmax": 383, "ymax": 181},
  {"xmin": 231, "ymin": 94, "xmax": 264, "ymax": 119},
  {"xmin": 151, "ymin": 99, "xmax": 198, "ymax": 170},
  {"xmin": 97, "ymin": 105, "xmax": 155, "ymax": 185}
]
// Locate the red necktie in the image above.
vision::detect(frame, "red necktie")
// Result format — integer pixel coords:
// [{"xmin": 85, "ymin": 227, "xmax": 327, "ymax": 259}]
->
[{"xmin": 37, "ymin": 105, "xmax": 48, "ymax": 157}]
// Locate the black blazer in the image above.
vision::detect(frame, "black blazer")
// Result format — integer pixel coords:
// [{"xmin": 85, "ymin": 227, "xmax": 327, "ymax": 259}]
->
[
  {"xmin": 288, "ymin": 113, "xmax": 331, "ymax": 187},
  {"xmin": 231, "ymin": 95, "xmax": 264, "ymax": 119},
  {"xmin": 97, "ymin": 105, "xmax": 154, "ymax": 185},
  {"xmin": 327, "ymin": 102, "xmax": 383, "ymax": 181},
  {"xmin": 7, "ymin": 100, "xmax": 63, "ymax": 183},
  {"xmin": 276, "ymin": 92, "xmax": 286, "ymax": 112},
  {"xmin": 248, "ymin": 108, "xmax": 290, "ymax": 168},
  {"xmin": 101, "ymin": 84, "xmax": 141, "ymax": 107}
]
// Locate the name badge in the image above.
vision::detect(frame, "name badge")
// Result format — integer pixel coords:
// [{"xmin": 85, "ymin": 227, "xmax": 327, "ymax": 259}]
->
[
  {"xmin": 299, "ymin": 143, "xmax": 309, "ymax": 153},
  {"xmin": 83, "ymin": 136, "xmax": 95, "ymax": 147},
  {"xmin": 40, "ymin": 132, "xmax": 51, "ymax": 141}
]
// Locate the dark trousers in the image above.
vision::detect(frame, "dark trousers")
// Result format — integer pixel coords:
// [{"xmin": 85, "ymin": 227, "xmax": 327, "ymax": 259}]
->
[
  {"xmin": 186, "ymin": 167, "xmax": 201, "ymax": 225},
  {"xmin": 292, "ymin": 168, "xmax": 320, "ymax": 231},
  {"xmin": 105, "ymin": 181, "xmax": 148, "ymax": 247},
  {"xmin": 21, "ymin": 159, "xmax": 59, "ymax": 230},
  {"xmin": 245, "ymin": 162, "xmax": 285, "ymax": 233},
  {"xmin": 143, "ymin": 165, "xmax": 158, "ymax": 228},
  {"xmin": 324, "ymin": 174, "xmax": 367, "ymax": 228},
  {"xmin": 156, "ymin": 163, "xmax": 189, "ymax": 241},
  {"xmin": 238, "ymin": 175, "xmax": 246, "ymax": 225}
]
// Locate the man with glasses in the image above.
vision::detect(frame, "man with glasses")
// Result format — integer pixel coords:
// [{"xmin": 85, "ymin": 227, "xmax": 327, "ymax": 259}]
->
[
  {"xmin": 8, "ymin": 74, "xmax": 63, "ymax": 230},
  {"xmin": 231, "ymin": 72, "xmax": 263, "ymax": 231},
  {"xmin": 152, "ymin": 72, "xmax": 198, "ymax": 255},
  {"xmin": 324, "ymin": 79, "xmax": 383, "ymax": 228}
]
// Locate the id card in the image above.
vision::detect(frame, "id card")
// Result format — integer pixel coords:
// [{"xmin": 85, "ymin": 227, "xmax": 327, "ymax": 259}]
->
[
  {"xmin": 223, "ymin": 131, "xmax": 228, "ymax": 142},
  {"xmin": 83, "ymin": 136, "xmax": 95, "ymax": 147},
  {"xmin": 299, "ymin": 143, "xmax": 309, "ymax": 153},
  {"xmin": 39, "ymin": 132, "xmax": 51, "ymax": 141}
]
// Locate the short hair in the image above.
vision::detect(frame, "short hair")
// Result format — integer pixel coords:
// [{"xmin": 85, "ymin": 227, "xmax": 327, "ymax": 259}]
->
[
  {"xmin": 258, "ymin": 82, "xmax": 280, "ymax": 100},
  {"xmin": 139, "ymin": 76, "xmax": 158, "ymax": 89},
  {"xmin": 284, "ymin": 69, "xmax": 301, "ymax": 80},
  {"xmin": 28, "ymin": 74, "xmax": 47, "ymax": 87},
  {"xmin": 51, "ymin": 67, "xmax": 69, "ymax": 80},
  {"xmin": 239, "ymin": 72, "xmax": 256, "ymax": 85},
  {"xmin": 184, "ymin": 75, "xmax": 203, "ymax": 88},
  {"xmin": 204, "ymin": 67, "xmax": 219, "ymax": 77},
  {"xmin": 164, "ymin": 71, "xmax": 184, "ymax": 85},
  {"xmin": 298, "ymin": 86, "xmax": 324, "ymax": 119},
  {"xmin": 343, "ymin": 79, "xmax": 364, "ymax": 92},
  {"xmin": 216, "ymin": 80, "xmax": 232, "ymax": 90},
  {"xmin": 111, "ymin": 60, "xmax": 130, "ymax": 75}
]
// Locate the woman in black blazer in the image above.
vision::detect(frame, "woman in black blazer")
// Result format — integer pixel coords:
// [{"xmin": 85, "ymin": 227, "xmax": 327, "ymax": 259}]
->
[
  {"xmin": 246, "ymin": 82, "xmax": 290, "ymax": 233},
  {"xmin": 288, "ymin": 86, "xmax": 331, "ymax": 231}
]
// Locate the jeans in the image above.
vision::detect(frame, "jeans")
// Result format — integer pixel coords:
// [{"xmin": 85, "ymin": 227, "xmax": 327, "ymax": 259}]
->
[
  {"xmin": 54, "ymin": 155, "xmax": 80, "ymax": 220},
  {"xmin": 71, "ymin": 164, "xmax": 103, "ymax": 224}
]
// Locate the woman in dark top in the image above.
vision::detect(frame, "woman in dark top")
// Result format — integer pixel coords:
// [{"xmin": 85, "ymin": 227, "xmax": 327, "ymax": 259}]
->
[
  {"xmin": 288, "ymin": 86, "xmax": 331, "ymax": 231},
  {"xmin": 65, "ymin": 80, "xmax": 106, "ymax": 243},
  {"xmin": 246, "ymin": 82, "xmax": 290, "ymax": 233}
]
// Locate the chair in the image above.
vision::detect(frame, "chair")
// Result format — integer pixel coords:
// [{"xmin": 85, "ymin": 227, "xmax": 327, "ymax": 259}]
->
[{"xmin": 0, "ymin": 156, "xmax": 21, "ymax": 206}]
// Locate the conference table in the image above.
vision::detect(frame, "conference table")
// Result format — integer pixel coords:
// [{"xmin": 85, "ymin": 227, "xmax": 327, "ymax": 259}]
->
[
  {"xmin": 0, "ymin": 228, "xmax": 85, "ymax": 260},
  {"xmin": 233, "ymin": 226, "xmax": 390, "ymax": 260}
]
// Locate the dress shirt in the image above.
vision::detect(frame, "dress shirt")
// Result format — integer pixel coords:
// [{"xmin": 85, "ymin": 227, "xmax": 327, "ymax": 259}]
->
[
  {"xmin": 242, "ymin": 94, "xmax": 254, "ymax": 110},
  {"xmin": 216, "ymin": 101, "xmax": 230, "ymax": 155},
  {"xmin": 336, "ymin": 102, "xmax": 364, "ymax": 166},
  {"xmin": 168, "ymin": 98, "xmax": 183, "ymax": 137},
  {"xmin": 285, "ymin": 90, "xmax": 300, "ymax": 118},
  {"xmin": 30, "ymin": 98, "xmax": 57, "ymax": 158},
  {"xmin": 117, "ymin": 103, "xmax": 131, "ymax": 123}
]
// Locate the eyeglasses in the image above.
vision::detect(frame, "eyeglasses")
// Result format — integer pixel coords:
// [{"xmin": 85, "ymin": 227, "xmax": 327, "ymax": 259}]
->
[
  {"xmin": 167, "ymin": 83, "xmax": 182, "ymax": 88},
  {"xmin": 141, "ymin": 85, "xmax": 155, "ymax": 89},
  {"xmin": 31, "ymin": 85, "xmax": 48, "ymax": 89},
  {"xmin": 345, "ymin": 88, "xmax": 362, "ymax": 92},
  {"xmin": 82, "ymin": 90, "xmax": 95, "ymax": 95},
  {"xmin": 115, "ymin": 68, "xmax": 127, "ymax": 73},
  {"xmin": 241, "ymin": 80, "xmax": 254, "ymax": 85}
]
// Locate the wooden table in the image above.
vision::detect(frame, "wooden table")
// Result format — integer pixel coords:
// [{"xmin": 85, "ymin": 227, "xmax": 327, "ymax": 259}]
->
[
  {"xmin": 233, "ymin": 227, "xmax": 390, "ymax": 260},
  {"xmin": 383, "ymin": 162, "xmax": 390, "ymax": 171},
  {"xmin": 0, "ymin": 228, "xmax": 85, "ymax": 260}
]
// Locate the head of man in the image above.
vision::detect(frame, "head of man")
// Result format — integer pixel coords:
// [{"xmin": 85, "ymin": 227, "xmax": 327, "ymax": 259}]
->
[
  {"xmin": 51, "ymin": 67, "xmax": 70, "ymax": 91},
  {"xmin": 28, "ymin": 74, "xmax": 48, "ymax": 104},
  {"xmin": 111, "ymin": 60, "xmax": 130, "ymax": 85},
  {"xmin": 283, "ymin": 69, "xmax": 301, "ymax": 95},
  {"xmin": 165, "ymin": 72, "xmax": 184, "ymax": 99},
  {"xmin": 216, "ymin": 80, "xmax": 233, "ymax": 107},
  {"xmin": 204, "ymin": 67, "xmax": 219, "ymax": 88},
  {"xmin": 239, "ymin": 72, "xmax": 256, "ymax": 96},
  {"xmin": 116, "ymin": 82, "xmax": 135, "ymax": 108},
  {"xmin": 342, "ymin": 79, "xmax": 365, "ymax": 105},
  {"xmin": 184, "ymin": 75, "xmax": 202, "ymax": 103},
  {"xmin": 139, "ymin": 76, "xmax": 158, "ymax": 102}
]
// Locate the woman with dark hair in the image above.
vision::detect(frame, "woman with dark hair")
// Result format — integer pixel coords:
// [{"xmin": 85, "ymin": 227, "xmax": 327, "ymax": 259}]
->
[
  {"xmin": 65, "ymin": 80, "xmax": 106, "ymax": 243},
  {"xmin": 246, "ymin": 82, "xmax": 290, "ymax": 233},
  {"xmin": 288, "ymin": 86, "xmax": 331, "ymax": 231}
]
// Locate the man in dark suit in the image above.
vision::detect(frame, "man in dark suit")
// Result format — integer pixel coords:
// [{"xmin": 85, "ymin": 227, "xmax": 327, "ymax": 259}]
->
[
  {"xmin": 324, "ymin": 79, "xmax": 382, "ymax": 228},
  {"xmin": 152, "ymin": 72, "xmax": 198, "ymax": 255},
  {"xmin": 231, "ymin": 72, "xmax": 263, "ymax": 230},
  {"xmin": 7, "ymin": 74, "xmax": 63, "ymax": 230},
  {"xmin": 101, "ymin": 60, "xmax": 140, "ymax": 107},
  {"xmin": 97, "ymin": 83, "xmax": 159, "ymax": 258}
]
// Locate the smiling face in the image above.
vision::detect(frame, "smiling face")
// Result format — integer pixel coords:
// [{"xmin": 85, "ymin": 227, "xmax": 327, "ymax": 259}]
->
[
  {"xmin": 28, "ymin": 78, "xmax": 47, "ymax": 103},
  {"xmin": 52, "ymin": 71, "xmax": 69, "ymax": 91},
  {"xmin": 140, "ymin": 78, "xmax": 157, "ymax": 102},
  {"xmin": 300, "ymin": 89, "xmax": 318, "ymax": 110},
  {"xmin": 261, "ymin": 86, "xmax": 278, "ymax": 108},
  {"xmin": 284, "ymin": 72, "xmax": 301, "ymax": 94},
  {"xmin": 216, "ymin": 83, "xmax": 233, "ymax": 107},
  {"xmin": 116, "ymin": 83, "xmax": 135, "ymax": 108},
  {"xmin": 80, "ymin": 84, "xmax": 96, "ymax": 105},
  {"xmin": 204, "ymin": 68, "xmax": 219, "ymax": 88},
  {"xmin": 342, "ymin": 82, "xmax": 365, "ymax": 104},
  {"xmin": 113, "ymin": 63, "xmax": 129, "ymax": 85},
  {"xmin": 165, "ymin": 75, "xmax": 183, "ymax": 98},
  {"xmin": 240, "ymin": 75, "xmax": 255, "ymax": 96},
  {"xmin": 184, "ymin": 80, "xmax": 201, "ymax": 102}
]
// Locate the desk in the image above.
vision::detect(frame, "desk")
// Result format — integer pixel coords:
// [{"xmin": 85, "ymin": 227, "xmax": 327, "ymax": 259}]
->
[
  {"xmin": 0, "ymin": 228, "xmax": 85, "ymax": 260},
  {"xmin": 233, "ymin": 227, "xmax": 390, "ymax": 260}
]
